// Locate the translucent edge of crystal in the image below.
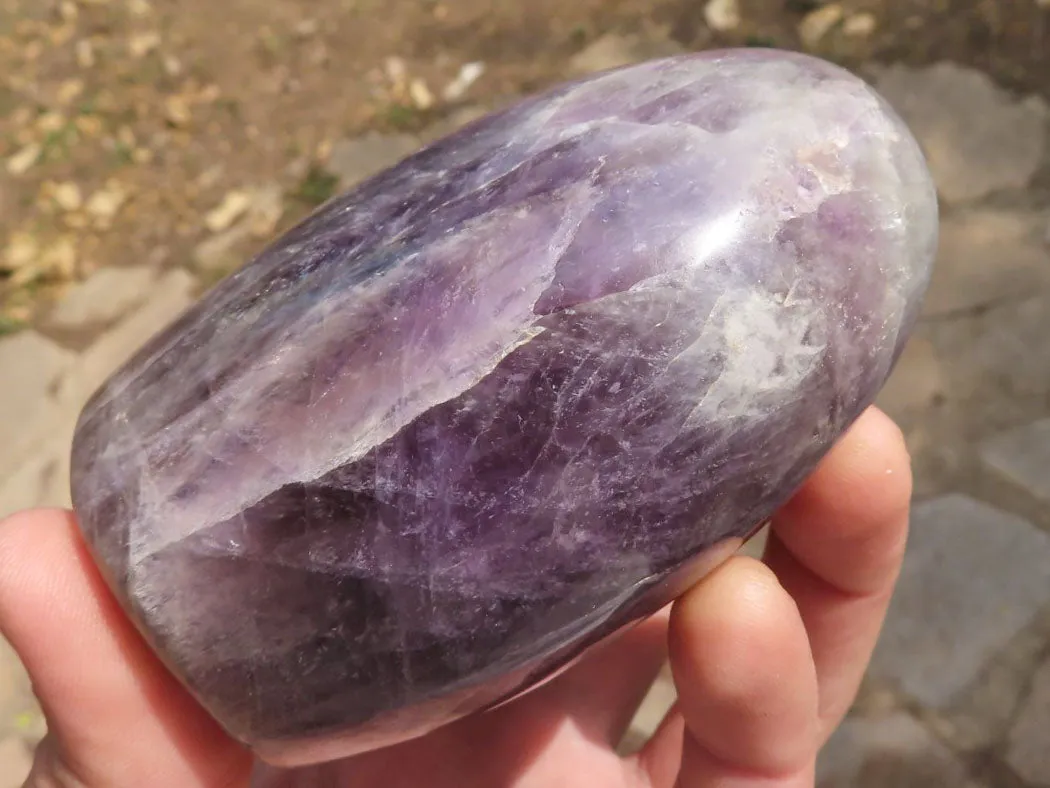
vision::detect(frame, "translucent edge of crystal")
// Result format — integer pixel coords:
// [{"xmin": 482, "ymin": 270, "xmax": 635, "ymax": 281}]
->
[
  {"xmin": 249, "ymin": 532, "xmax": 753, "ymax": 769},
  {"xmin": 486, "ymin": 532, "xmax": 748, "ymax": 711}
]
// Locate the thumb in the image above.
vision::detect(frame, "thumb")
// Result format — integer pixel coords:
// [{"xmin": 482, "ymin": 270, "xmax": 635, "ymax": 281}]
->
[{"xmin": 0, "ymin": 509, "xmax": 251, "ymax": 788}]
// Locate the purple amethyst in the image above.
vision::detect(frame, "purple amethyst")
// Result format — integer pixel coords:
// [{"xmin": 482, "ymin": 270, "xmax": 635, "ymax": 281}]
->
[{"xmin": 70, "ymin": 49, "xmax": 936, "ymax": 764}]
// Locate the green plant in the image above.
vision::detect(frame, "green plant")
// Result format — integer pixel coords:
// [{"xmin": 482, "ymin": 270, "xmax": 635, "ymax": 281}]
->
[{"xmin": 294, "ymin": 165, "xmax": 339, "ymax": 206}]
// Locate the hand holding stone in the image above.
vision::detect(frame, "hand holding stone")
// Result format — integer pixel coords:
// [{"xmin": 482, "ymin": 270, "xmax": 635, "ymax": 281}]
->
[{"xmin": 0, "ymin": 407, "xmax": 912, "ymax": 787}]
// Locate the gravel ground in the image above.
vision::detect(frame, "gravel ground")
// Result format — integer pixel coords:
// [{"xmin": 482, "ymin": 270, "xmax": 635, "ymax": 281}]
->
[{"xmin": 3, "ymin": 0, "xmax": 1049, "ymax": 331}]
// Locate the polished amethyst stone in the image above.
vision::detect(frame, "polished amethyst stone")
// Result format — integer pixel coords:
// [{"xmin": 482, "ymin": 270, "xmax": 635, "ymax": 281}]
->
[{"xmin": 70, "ymin": 49, "xmax": 936, "ymax": 764}]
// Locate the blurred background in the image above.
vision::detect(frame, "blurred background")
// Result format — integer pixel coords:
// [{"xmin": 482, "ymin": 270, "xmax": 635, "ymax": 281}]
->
[{"xmin": 1, "ymin": 0, "xmax": 1049, "ymax": 785}]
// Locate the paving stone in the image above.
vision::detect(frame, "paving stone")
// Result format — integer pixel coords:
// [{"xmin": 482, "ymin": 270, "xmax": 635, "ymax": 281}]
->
[
  {"xmin": 62, "ymin": 268, "xmax": 197, "ymax": 404},
  {"xmin": 45, "ymin": 265, "xmax": 158, "ymax": 331},
  {"xmin": 0, "ymin": 332, "xmax": 74, "ymax": 441},
  {"xmin": 817, "ymin": 713, "xmax": 982, "ymax": 788},
  {"xmin": 929, "ymin": 291, "xmax": 1050, "ymax": 414},
  {"xmin": 929, "ymin": 604, "xmax": 1050, "ymax": 752},
  {"xmin": 326, "ymin": 133, "xmax": 420, "ymax": 189},
  {"xmin": 0, "ymin": 436, "xmax": 70, "ymax": 518},
  {"xmin": 901, "ymin": 287, "xmax": 1050, "ymax": 503},
  {"xmin": 1006, "ymin": 653, "xmax": 1050, "ymax": 785},
  {"xmin": 868, "ymin": 495, "xmax": 1050, "ymax": 709},
  {"xmin": 0, "ymin": 332, "xmax": 75, "ymax": 480},
  {"xmin": 875, "ymin": 63, "xmax": 1048, "ymax": 204},
  {"xmin": 922, "ymin": 209, "xmax": 1050, "ymax": 318},
  {"xmin": 875, "ymin": 337, "xmax": 943, "ymax": 419},
  {"xmin": 440, "ymin": 62, "xmax": 485, "ymax": 103},
  {"xmin": 0, "ymin": 736, "xmax": 32, "ymax": 788},
  {"xmin": 1, "ymin": 270, "xmax": 197, "ymax": 517},
  {"xmin": 979, "ymin": 419, "xmax": 1050, "ymax": 505}
]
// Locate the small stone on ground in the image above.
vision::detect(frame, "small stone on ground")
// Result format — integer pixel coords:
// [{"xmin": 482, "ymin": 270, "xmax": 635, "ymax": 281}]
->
[
  {"xmin": 798, "ymin": 4, "xmax": 844, "ymax": 50},
  {"xmin": 703, "ymin": 0, "xmax": 740, "ymax": 33}
]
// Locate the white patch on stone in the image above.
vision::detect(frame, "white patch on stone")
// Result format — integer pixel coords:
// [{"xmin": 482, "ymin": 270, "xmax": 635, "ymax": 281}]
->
[{"xmin": 688, "ymin": 289, "xmax": 824, "ymax": 424}]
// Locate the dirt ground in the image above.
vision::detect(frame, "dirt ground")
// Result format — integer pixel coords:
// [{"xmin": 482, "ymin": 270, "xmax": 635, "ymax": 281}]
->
[{"xmin": 1, "ymin": 0, "xmax": 1049, "ymax": 324}]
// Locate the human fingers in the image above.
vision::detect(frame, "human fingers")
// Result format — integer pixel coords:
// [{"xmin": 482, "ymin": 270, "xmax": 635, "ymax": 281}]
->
[
  {"xmin": 763, "ymin": 406, "xmax": 911, "ymax": 737},
  {"xmin": 0, "ymin": 509, "xmax": 251, "ymax": 788},
  {"xmin": 663, "ymin": 556, "xmax": 819, "ymax": 787}
]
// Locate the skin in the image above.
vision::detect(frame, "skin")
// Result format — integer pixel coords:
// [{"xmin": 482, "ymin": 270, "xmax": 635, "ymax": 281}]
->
[{"xmin": 0, "ymin": 406, "xmax": 911, "ymax": 788}]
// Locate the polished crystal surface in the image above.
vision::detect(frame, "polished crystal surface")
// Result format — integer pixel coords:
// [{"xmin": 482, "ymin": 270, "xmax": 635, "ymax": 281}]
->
[{"xmin": 70, "ymin": 49, "xmax": 937, "ymax": 764}]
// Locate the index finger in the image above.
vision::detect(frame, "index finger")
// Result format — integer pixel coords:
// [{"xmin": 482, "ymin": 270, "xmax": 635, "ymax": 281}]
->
[{"xmin": 762, "ymin": 406, "xmax": 912, "ymax": 738}]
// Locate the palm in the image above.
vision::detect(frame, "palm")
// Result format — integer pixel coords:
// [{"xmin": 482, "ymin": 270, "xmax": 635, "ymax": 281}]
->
[
  {"xmin": 0, "ymin": 408, "xmax": 910, "ymax": 788},
  {"xmin": 271, "ymin": 613, "xmax": 674, "ymax": 788},
  {"xmin": 302, "ymin": 699, "xmax": 652, "ymax": 788}
]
